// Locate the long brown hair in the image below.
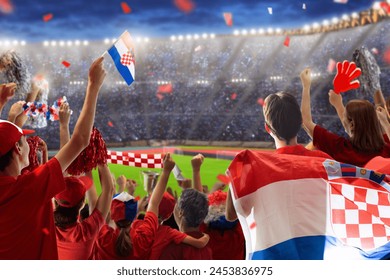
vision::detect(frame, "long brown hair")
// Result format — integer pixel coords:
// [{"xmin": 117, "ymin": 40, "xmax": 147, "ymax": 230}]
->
[
  {"xmin": 115, "ymin": 220, "xmax": 132, "ymax": 258},
  {"xmin": 346, "ymin": 100, "xmax": 384, "ymax": 153}
]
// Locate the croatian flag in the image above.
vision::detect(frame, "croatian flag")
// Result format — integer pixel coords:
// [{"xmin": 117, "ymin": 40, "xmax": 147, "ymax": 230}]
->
[
  {"xmin": 108, "ymin": 30, "xmax": 135, "ymax": 86},
  {"xmin": 227, "ymin": 150, "xmax": 390, "ymax": 260}
]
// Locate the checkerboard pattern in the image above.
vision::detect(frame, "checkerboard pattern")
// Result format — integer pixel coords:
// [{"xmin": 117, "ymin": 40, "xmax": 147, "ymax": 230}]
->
[
  {"xmin": 330, "ymin": 182, "xmax": 390, "ymax": 250},
  {"xmin": 107, "ymin": 150, "xmax": 163, "ymax": 168},
  {"xmin": 120, "ymin": 51, "xmax": 133, "ymax": 66}
]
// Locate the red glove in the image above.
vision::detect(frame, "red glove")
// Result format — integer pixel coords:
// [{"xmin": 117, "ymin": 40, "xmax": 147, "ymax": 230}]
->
[{"xmin": 333, "ymin": 60, "xmax": 361, "ymax": 94}]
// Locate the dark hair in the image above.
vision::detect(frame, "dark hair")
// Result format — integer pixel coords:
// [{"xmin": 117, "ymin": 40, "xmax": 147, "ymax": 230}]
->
[
  {"xmin": 178, "ymin": 189, "xmax": 208, "ymax": 228},
  {"xmin": 263, "ymin": 92, "xmax": 302, "ymax": 144},
  {"xmin": 346, "ymin": 100, "xmax": 384, "ymax": 153},
  {"xmin": 114, "ymin": 220, "xmax": 133, "ymax": 258},
  {"xmin": 0, "ymin": 148, "xmax": 14, "ymax": 171},
  {"xmin": 53, "ymin": 199, "xmax": 85, "ymax": 228},
  {"xmin": 0, "ymin": 138, "xmax": 22, "ymax": 171}
]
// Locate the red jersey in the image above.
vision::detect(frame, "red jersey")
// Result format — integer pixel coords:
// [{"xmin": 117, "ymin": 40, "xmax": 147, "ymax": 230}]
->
[
  {"xmin": 200, "ymin": 222, "xmax": 245, "ymax": 260},
  {"xmin": 275, "ymin": 144, "xmax": 332, "ymax": 159},
  {"xmin": 313, "ymin": 125, "xmax": 390, "ymax": 167},
  {"xmin": 159, "ymin": 231, "xmax": 213, "ymax": 260},
  {"xmin": 130, "ymin": 211, "xmax": 159, "ymax": 259},
  {"xmin": 56, "ymin": 209, "xmax": 105, "ymax": 260},
  {"xmin": 148, "ymin": 225, "xmax": 187, "ymax": 260},
  {"xmin": 0, "ymin": 158, "xmax": 65, "ymax": 260}
]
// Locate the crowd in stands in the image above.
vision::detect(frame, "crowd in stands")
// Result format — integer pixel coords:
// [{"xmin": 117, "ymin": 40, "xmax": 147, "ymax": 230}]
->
[
  {"xmin": 0, "ymin": 20, "xmax": 389, "ymax": 149},
  {"xmin": 1, "ymin": 19, "xmax": 390, "ymax": 260}
]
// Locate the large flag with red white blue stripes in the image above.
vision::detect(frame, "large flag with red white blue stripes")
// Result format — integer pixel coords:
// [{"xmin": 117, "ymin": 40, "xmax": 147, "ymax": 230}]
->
[
  {"xmin": 107, "ymin": 30, "xmax": 135, "ymax": 86},
  {"xmin": 227, "ymin": 150, "xmax": 390, "ymax": 260}
]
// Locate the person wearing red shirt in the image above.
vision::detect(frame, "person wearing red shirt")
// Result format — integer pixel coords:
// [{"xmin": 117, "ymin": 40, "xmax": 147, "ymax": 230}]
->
[
  {"xmin": 300, "ymin": 67, "xmax": 390, "ymax": 167},
  {"xmin": 92, "ymin": 153, "xmax": 176, "ymax": 260},
  {"xmin": 54, "ymin": 164, "xmax": 113, "ymax": 260},
  {"xmin": 0, "ymin": 57, "xmax": 106, "ymax": 260},
  {"xmin": 159, "ymin": 188, "xmax": 212, "ymax": 260}
]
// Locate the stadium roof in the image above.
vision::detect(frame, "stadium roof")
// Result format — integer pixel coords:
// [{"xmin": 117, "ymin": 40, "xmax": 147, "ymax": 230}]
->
[{"xmin": 0, "ymin": 0, "xmax": 384, "ymax": 42}]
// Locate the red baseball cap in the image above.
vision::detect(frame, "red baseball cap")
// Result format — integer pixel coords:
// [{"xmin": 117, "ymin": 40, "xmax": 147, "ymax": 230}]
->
[
  {"xmin": 0, "ymin": 120, "xmax": 35, "ymax": 157},
  {"xmin": 148, "ymin": 191, "xmax": 176, "ymax": 221},
  {"xmin": 54, "ymin": 176, "xmax": 93, "ymax": 208}
]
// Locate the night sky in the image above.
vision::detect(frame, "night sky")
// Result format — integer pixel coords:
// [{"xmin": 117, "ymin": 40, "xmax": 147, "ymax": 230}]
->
[{"xmin": 0, "ymin": 0, "xmax": 378, "ymax": 42}]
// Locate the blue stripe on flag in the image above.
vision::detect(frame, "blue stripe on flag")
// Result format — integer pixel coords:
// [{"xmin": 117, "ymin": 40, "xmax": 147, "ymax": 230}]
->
[
  {"xmin": 108, "ymin": 45, "xmax": 134, "ymax": 86},
  {"xmin": 250, "ymin": 235, "xmax": 390, "ymax": 260}
]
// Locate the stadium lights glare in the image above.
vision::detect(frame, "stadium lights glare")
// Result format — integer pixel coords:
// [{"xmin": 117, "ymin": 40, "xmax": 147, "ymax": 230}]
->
[
  {"xmin": 144, "ymin": 38, "xmax": 150, "ymax": 43},
  {"xmin": 267, "ymin": 28, "xmax": 274, "ymax": 34},
  {"xmin": 170, "ymin": 35, "xmax": 176, "ymax": 41},
  {"xmin": 186, "ymin": 34, "xmax": 192, "ymax": 40},
  {"xmin": 372, "ymin": 2, "xmax": 381, "ymax": 9},
  {"xmin": 342, "ymin": 14, "xmax": 350, "ymax": 21},
  {"xmin": 59, "ymin": 41, "xmax": 65, "ymax": 47},
  {"xmin": 275, "ymin": 28, "xmax": 282, "ymax": 34},
  {"xmin": 178, "ymin": 35, "xmax": 184, "ymax": 41},
  {"xmin": 258, "ymin": 28, "xmax": 265, "ymax": 35},
  {"xmin": 50, "ymin": 41, "xmax": 57, "ymax": 47},
  {"xmin": 322, "ymin": 20, "xmax": 330, "ymax": 26},
  {"xmin": 67, "ymin": 40, "xmax": 73, "ymax": 46},
  {"xmin": 250, "ymin": 29, "xmax": 257, "ymax": 35},
  {"xmin": 332, "ymin": 17, "xmax": 339, "ymax": 24},
  {"xmin": 233, "ymin": 30, "xmax": 240, "ymax": 36},
  {"xmin": 83, "ymin": 40, "xmax": 89, "ymax": 46},
  {"xmin": 210, "ymin": 34, "xmax": 216, "ymax": 39},
  {"xmin": 351, "ymin": 12, "xmax": 359, "ymax": 18},
  {"xmin": 312, "ymin": 22, "xmax": 320, "ymax": 29},
  {"xmin": 75, "ymin": 40, "xmax": 80, "ymax": 46},
  {"xmin": 241, "ymin": 29, "xmax": 248, "ymax": 35},
  {"xmin": 303, "ymin": 25, "xmax": 311, "ymax": 32},
  {"xmin": 43, "ymin": 41, "xmax": 49, "ymax": 47},
  {"xmin": 21, "ymin": 41, "xmax": 26, "ymax": 46},
  {"xmin": 193, "ymin": 34, "xmax": 200, "ymax": 40},
  {"xmin": 112, "ymin": 38, "xmax": 116, "ymax": 43},
  {"xmin": 104, "ymin": 38, "xmax": 110, "ymax": 44},
  {"xmin": 202, "ymin": 33, "xmax": 208, "ymax": 39}
]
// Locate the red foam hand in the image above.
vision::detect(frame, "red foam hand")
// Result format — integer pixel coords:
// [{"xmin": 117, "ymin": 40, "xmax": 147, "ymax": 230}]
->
[{"xmin": 333, "ymin": 60, "xmax": 361, "ymax": 94}]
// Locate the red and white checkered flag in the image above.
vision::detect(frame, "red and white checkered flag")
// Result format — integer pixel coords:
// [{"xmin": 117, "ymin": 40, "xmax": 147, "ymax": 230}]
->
[{"xmin": 107, "ymin": 150, "xmax": 163, "ymax": 168}]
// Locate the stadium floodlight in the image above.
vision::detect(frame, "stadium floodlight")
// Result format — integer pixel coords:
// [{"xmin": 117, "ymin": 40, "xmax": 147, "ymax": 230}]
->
[
  {"xmin": 50, "ymin": 40, "xmax": 57, "ymax": 47},
  {"xmin": 312, "ymin": 22, "xmax": 320, "ymax": 29},
  {"xmin": 303, "ymin": 25, "xmax": 311, "ymax": 32},
  {"xmin": 12, "ymin": 40, "xmax": 18, "ymax": 46},
  {"xmin": 193, "ymin": 34, "xmax": 200, "ymax": 40},
  {"xmin": 43, "ymin": 41, "xmax": 49, "ymax": 47},
  {"xmin": 59, "ymin": 41, "xmax": 65, "ymax": 47},
  {"xmin": 0, "ymin": 41, "xmax": 2, "ymax": 46},
  {"xmin": 112, "ymin": 38, "xmax": 116, "ymax": 43},
  {"xmin": 250, "ymin": 29, "xmax": 257, "ymax": 35},
  {"xmin": 331, "ymin": 17, "xmax": 339, "ymax": 24},
  {"xmin": 144, "ymin": 37, "xmax": 149, "ymax": 43},
  {"xmin": 202, "ymin": 33, "xmax": 208, "ymax": 39},
  {"xmin": 186, "ymin": 34, "xmax": 192, "ymax": 40},
  {"xmin": 210, "ymin": 33, "xmax": 215, "ymax": 39},
  {"xmin": 233, "ymin": 30, "xmax": 240, "ymax": 36},
  {"xmin": 372, "ymin": 2, "xmax": 381, "ymax": 9},
  {"xmin": 170, "ymin": 35, "xmax": 176, "ymax": 41},
  {"xmin": 135, "ymin": 37, "xmax": 141, "ymax": 43},
  {"xmin": 275, "ymin": 28, "xmax": 282, "ymax": 34},
  {"xmin": 267, "ymin": 27, "xmax": 274, "ymax": 34},
  {"xmin": 322, "ymin": 20, "xmax": 330, "ymax": 26},
  {"xmin": 258, "ymin": 28, "xmax": 265, "ymax": 34},
  {"xmin": 241, "ymin": 29, "xmax": 248, "ymax": 35},
  {"xmin": 341, "ymin": 14, "xmax": 350, "ymax": 21},
  {"xmin": 178, "ymin": 35, "xmax": 184, "ymax": 41},
  {"xmin": 4, "ymin": 40, "xmax": 10, "ymax": 46},
  {"xmin": 67, "ymin": 40, "xmax": 73, "ymax": 46},
  {"xmin": 104, "ymin": 38, "xmax": 110, "ymax": 44},
  {"xmin": 351, "ymin": 12, "xmax": 359, "ymax": 18},
  {"xmin": 83, "ymin": 40, "xmax": 89, "ymax": 46},
  {"xmin": 75, "ymin": 40, "xmax": 80, "ymax": 46}
]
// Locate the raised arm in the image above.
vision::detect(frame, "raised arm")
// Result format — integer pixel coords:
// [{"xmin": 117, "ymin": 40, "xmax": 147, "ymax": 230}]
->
[
  {"xmin": 374, "ymin": 89, "xmax": 386, "ymax": 109},
  {"xmin": 328, "ymin": 89, "xmax": 348, "ymax": 132},
  {"xmin": 59, "ymin": 102, "xmax": 71, "ymax": 149},
  {"xmin": 225, "ymin": 188, "xmax": 238, "ymax": 221},
  {"xmin": 7, "ymin": 101, "xmax": 24, "ymax": 123},
  {"xmin": 377, "ymin": 106, "xmax": 390, "ymax": 138},
  {"xmin": 300, "ymin": 67, "xmax": 316, "ymax": 138},
  {"xmin": 93, "ymin": 164, "xmax": 115, "ymax": 219},
  {"xmin": 191, "ymin": 153, "xmax": 204, "ymax": 192},
  {"xmin": 54, "ymin": 57, "xmax": 106, "ymax": 172},
  {"xmin": 147, "ymin": 153, "xmax": 175, "ymax": 216}
]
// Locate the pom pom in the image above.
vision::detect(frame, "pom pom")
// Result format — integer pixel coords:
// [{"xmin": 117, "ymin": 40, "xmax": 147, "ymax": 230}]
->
[
  {"xmin": 0, "ymin": 50, "xmax": 31, "ymax": 98},
  {"xmin": 22, "ymin": 136, "xmax": 42, "ymax": 173},
  {"xmin": 208, "ymin": 190, "xmax": 227, "ymax": 206},
  {"xmin": 66, "ymin": 127, "xmax": 108, "ymax": 176}
]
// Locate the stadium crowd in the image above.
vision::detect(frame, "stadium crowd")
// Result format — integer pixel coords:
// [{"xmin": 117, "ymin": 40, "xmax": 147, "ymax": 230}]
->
[{"xmin": 1, "ymin": 17, "xmax": 390, "ymax": 260}]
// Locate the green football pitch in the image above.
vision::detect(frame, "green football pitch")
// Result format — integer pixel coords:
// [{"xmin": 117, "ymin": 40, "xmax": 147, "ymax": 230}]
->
[{"xmin": 91, "ymin": 152, "xmax": 232, "ymax": 197}]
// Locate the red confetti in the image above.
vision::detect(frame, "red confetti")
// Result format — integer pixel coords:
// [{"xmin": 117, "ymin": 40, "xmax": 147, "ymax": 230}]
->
[
  {"xmin": 223, "ymin": 12, "xmax": 233, "ymax": 27},
  {"xmin": 257, "ymin": 98, "xmax": 265, "ymax": 107},
  {"xmin": 62, "ymin": 60, "xmax": 71, "ymax": 68},
  {"xmin": 174, "ymin": 0, "xmax": 195, "ymax": 13},
  {"xmin": 134, "ymin": 195, "xmax": 140, "ymax": 201},
  {"xmin": 157, "ymin": 84, "xmax": 173, "ymax": 94},
  {"xmin": 380, "ymin": 2, "xmax": 390, "ymax": 14},
  {"xmin": 42, "ymin": 228, "xmax": 49, "ymax": 235},
  {"xmin": 0, "ymin": 0, "xmax": 13, "ymax": 14},
  {"xmin": 283, "ymin": 36, "xmax": 290, "ymax": 47},
  {"xmin": 384, "ymin": 47, "xmax": 390, "ymax": 65},
  {"xmin": 230, "ymin": 93, "xmax": 237, "ymax": 100},
  {"xmin": 217, "ymin": 174, "xmax": 230, "ymax": 185},
  {"xmin": 43, "ymin": 13, "xmax": 53, "ymax": 22},
  {"xmin": 249, "ymin": 222, "xmax": 256, "ymax": 229},
  {"xmin": 107, "ymin": 121, "xmax": 114, "ymax": 127},
  {"xmin": 121, "ymin": 2, "xmax": 132, "ymax": 14}
]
